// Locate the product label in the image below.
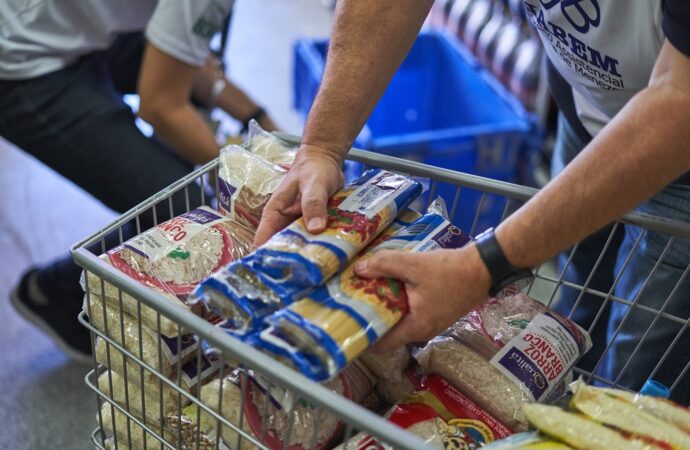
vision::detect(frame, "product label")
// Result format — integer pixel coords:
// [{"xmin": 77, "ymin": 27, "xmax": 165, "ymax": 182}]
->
[
  {"xmin": 181, "ymin": 353, "xmax": 220, "ymax": 390},
  {"xmin": 123, "ymin": 206, "xmax": 225, "ymax": 260},
  {"xmin": 160, "ymin": 334, "xmax": 198, "ymax": 365},
  {"xmin": 338, "ymin": 171, "xmax": 415, "ymax": 219},
  {"xmin": 218, "ymin": 178, "xmax": 237, "ymax": 216},
  {"xmin": 490, "ymin": 312, "xmax": 580, "ymax": 401}
]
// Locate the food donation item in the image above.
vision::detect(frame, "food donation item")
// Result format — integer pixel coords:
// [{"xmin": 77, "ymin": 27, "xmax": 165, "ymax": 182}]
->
[
  {"xmin": 195, "ymin": 170, "xmax": 423, "ymax": 336},
  {"xmin": 260, "ymin": 200, "xmax": 470, "ymax": 380},
  {"xmin": 337, "ymin": 369, "xmax": 512, "ymax": 450},
  {"xmin": 100, "ymin": 402, "xmax": 175, "ymax": 450},
  {"xmin": 415, "ymin": 291, "xmax": 592, "ymax": 431},
  {"xmin": 84, "ymin": 206, "xmax": 254, "ymax": 337},
  {"xmin": 243, "ymin": 119, "xmax": 297, "ymax": 169},
  {"xmin": 569, "ymin": 380, "xmax": 690, "ymax": 449},
  {"xmin": 97, "ymin": 369, "xmax": 189, "ymax": 424},
  {"xmin": 482, "ymin": 432, "xmax": 572, "ymax": 449},
  {"xmin": 94, "ymin": 337, "xmax": 220, "ymax": 392}
]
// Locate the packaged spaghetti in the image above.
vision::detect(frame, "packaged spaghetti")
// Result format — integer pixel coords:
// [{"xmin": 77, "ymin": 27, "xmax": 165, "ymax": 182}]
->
[
  {"xmin": 195, "ymin": 172, "xmax": 423, "ymax": 336},
  {"xmin": 337, "ymin": 369, "xmax": 512, "ymax": 450},
  {"xmin": 261, "ymin": 200, "xmax": 469, "ymax": 381},
  {"xmin": 569, "ymin": 381, "xmax": 690, "ymax": 449},
  {"xmin": 84, "ymin": 206, "xmax": 254, "ymax": 337},
  {"xmin": 252, "ymin": 169, "xmax": 423, "ymax": 287},
  {"xmin": 582, "ymin": 382, "xmax": 690, "ymax": 435},
  {"xmin": 522, "ymin": 404, "xmax": 664, "ymax": 450},
  {"xmin": 415, "ymin": 292, "xmax": 591, "ymax": 431}
]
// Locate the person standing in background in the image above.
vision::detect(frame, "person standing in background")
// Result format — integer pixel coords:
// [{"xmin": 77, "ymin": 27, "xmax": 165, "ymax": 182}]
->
[
  {"xmin": 1, "ymin": 0, "xmax": 276, "ymax": 362},
  {"xmin": 256, "ymin": 0, "xmax": 690, "ymax": 404}
]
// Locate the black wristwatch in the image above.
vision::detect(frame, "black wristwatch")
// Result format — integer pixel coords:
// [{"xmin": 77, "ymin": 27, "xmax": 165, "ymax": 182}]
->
[{"xmin": 475, "ymin": 227, "xmax": 533, "ymax": 297}]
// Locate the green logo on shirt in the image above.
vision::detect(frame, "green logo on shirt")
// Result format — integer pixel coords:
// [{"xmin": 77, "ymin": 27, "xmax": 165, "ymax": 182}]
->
[{"xmin": 193, "ymin": 0, "xmax": 226, "ymax": 39}]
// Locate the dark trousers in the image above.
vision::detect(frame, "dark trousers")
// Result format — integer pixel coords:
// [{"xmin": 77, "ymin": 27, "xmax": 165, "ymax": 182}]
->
[{"xmin": 0, "ymin": 34, "xmax": 202, "ymax": 301}]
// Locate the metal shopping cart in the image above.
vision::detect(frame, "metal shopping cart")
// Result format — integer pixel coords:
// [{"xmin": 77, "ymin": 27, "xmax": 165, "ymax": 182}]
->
[{"xmin": 72, "ymin": 136, "xmax": 690, "ymax": 450}]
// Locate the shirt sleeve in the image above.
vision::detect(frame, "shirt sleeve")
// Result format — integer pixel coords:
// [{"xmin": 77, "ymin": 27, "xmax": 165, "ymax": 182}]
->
[
  {"xmin": 663, "ymin": 0, "xmax": 690, "ymax": 57},
  {"xmin": 145, "ymin": 0, "xmax": 232, "ymax": 67}
]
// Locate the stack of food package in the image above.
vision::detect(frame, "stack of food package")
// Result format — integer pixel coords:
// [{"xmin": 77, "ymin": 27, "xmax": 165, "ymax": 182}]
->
[
  {"xmin": 87, "ymin": 124, "xmax": 689, "ymax": 450},
  {"xmin": 485, "ymin": 380, "xmax": 690, "ymax": 449}
]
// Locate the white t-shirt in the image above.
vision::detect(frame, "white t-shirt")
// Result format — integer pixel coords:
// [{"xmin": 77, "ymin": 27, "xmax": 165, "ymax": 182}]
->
[
  {"xmin": 0, "ymin": 0, "xmax": 233, "ymax": 80},
  {"xmin": 523, "ymin": 0, "xmax": 690, "ymax": 139}
]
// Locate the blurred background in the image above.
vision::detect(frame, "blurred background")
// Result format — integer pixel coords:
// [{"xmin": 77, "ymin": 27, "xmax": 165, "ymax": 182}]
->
[{"xmin": 0, "ymin": 1, "xmax": 559, "ymax": 448}]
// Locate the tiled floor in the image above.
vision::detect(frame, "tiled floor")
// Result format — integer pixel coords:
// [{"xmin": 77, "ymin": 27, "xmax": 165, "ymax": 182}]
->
[{"xmin": 0, "ymin": 2, "xmax": 332, "ymax": 449}]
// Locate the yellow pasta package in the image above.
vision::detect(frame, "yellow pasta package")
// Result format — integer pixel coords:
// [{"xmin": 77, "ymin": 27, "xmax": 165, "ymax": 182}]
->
[{"xmin": 257, "ymin": 199, "xmax": 470, "ymax": 381}]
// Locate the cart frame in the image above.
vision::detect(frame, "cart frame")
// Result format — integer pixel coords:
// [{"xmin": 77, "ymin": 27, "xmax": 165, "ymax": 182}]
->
[{"xmin": 72, "ymin": 136, "xmax": 690, "ymax": 450}]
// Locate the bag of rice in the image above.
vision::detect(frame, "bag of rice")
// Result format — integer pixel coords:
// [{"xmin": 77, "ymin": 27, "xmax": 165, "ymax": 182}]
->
[
  {"xmin": 243, "ymin": 119, "xmax": 297, "ymax": 169},
  {"xmin": 359, "ymin": 345, "xmax": 411, "ymax": 383},
  {"xmin": 337, "ymin": 369, "xmax": 512, "ymax": 450},
  {"xmin": 85, "ymin": 294, "xmax": 199, "ymax": 375},
  {"xmin": 85, "ymin": 206, "xmax": 254, "ymax": 337},
  {"xmin": 195, "ymin": 171, "xmax": 423, "ymax": 336},
  {"xmin": 100, "ymin": 401, "xmax": 176, "ymax": 450},
  {"xmin": 95, "ymin": 338, "xmax": 220, "ymax": 392},
  {"xmin": 218, "ymin": 145, "xmax": 288, "ymax": 229},
  {"xmin": 260, "ymin": 200, "xmax": 470, "ymax": 381},
  {"xmin": 97, "ymin": 370, "xmax": 189, "ymax": 425},
  {"xmin": 415, "ymin": 292, "xmax": 592, "ymax": 431},
  {"xmin": 242, "ymin": 372, "xmax": 349, "ymax": 450}
]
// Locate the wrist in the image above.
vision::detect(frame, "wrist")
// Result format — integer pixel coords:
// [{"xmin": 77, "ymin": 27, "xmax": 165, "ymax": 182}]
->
[
  {"xmin": 295, "ymin": 142, "xmax": 347, "ymax": 168},
  {"xmin": 453, "ymin": 244, "xmax": 492, "ymax": 298}
]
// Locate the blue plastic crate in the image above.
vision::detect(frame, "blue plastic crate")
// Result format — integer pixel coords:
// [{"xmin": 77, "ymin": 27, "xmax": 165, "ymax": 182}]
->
[{"xmin": 293, "ymin": 31, "xmax": 539, "ymax": 233}]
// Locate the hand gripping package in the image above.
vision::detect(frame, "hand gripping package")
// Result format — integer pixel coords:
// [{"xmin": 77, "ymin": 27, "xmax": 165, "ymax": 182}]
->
[
  {"xmin": 415, "ymin": 289, "xmax": 592, "ymax": 431},
  {"xmin": 195, "ymin": 169, "xmax": 424, "ymax": 336},
  {"xmin": 84, "ymin": 206, "xmax": 254, "ymax": 337},
  {"xmin": 256, "ymin": 199, "xmax": 471, "ymax": 381}
]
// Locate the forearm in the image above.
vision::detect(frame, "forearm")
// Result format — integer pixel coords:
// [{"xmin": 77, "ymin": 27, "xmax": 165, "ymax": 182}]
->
[
  {"xmin": 496, "ymin": 84, "xmax": 690, "ymax": 270},
  {"xmin": 192, "ymin": 69, "xmax": 265, "ymax": 121},
  {"xmin": 301, "ymin": 0, "xmax": 434, "ymax": 161},
  {"xmin": 141, "ymin": 104, "xmax": 220, "ymax": 165}
]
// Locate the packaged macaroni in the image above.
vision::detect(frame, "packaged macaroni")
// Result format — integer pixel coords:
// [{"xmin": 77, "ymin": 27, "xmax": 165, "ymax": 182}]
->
[
  {"xmin": 194, "ymin": 172, "xmax": 423, "ymax": 336},
  {"xmin": 415, "ymin": 292, "xmax": 592, "ymax": 431},
  {"xmin": 337, "ymin": 369, "xmax": 512, "ymax": 450},
  {"xmin": 483, "ymin": 432, "xmax": 572, "ymax": 449},
  {"xmin": 84, "ymin": 206, "xmax": 254, "ymax": 337},
  {"xmin": 260, "ymin": 200, "xmax": 470, "ymax": 381}
]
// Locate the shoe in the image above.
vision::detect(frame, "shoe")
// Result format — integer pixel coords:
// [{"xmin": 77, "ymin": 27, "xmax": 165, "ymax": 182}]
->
[{"xmin": 10, "ymin": 269, "xmax": 92, "ymax": 364}]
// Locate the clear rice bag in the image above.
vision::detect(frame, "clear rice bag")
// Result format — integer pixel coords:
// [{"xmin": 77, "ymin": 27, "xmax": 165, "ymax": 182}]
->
[
  {"xmin": 194, "ymin": 170, "xmax": 424, "ymax": 336},
  {"xmin": 258, "ymin": 199, "xmax": 470, "ymax": 381},
  {"xmin": 95, "ymin": 337, "xmax": 220, "ymax": 392},
  {"xmin": 359, "ymin": 345, "xmax": 411, "ymax": 383},
  {"xmin": 336, "ymin": 369, "xmax": 512, "ymax": 450},
  {"xmin": 97, "ymin": 370, "xmax": 188, "ymax": 425},
  {"xmin": 243, "ymin": 119, "xmax": 297, "ymax": 169},
  {"xmin": 100, "ymin": 401, "xmax": 176, "ymax": 450},
  {"xmin": 218, "ymin": 145, "xmax": 288, "ymax": 229},
  {"xmin": 414, "ymin": 292, "xmax": 592, "ymax": 431},
  {"xmin": 84, "ymin": 206, "xmax": 254, "ymax": 337},
  {"xmin": 85, "ymin": 294, "xmax": 199, "ymax": 375}
]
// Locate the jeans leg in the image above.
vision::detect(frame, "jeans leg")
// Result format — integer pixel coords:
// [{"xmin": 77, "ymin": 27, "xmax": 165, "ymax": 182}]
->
[
  {"xmin": 0, "ymin": 55, "xmax": 202, "ymax": 304},
  {"xmin": 549, "ymin": 113, "xmax": 623, "ymax": 371},
  {"xmin": 599, "ymin": 185, "xmax": 690, "ymax": 405}
]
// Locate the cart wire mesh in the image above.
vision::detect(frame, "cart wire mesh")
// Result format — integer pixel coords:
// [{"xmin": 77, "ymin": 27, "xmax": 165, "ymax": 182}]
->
[{"xmin": 72, "ymin": 139, "xmax": 690, "ymax": 450}]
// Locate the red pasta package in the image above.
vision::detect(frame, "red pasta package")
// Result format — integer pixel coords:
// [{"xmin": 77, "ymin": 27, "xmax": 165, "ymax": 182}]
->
[{"xmin": 337, "ymin": 368, "xmax": 512, "ymax": 449}]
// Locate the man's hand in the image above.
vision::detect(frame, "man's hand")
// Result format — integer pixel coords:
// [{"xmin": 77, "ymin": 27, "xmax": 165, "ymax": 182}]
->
[
  {"xmin": 254, "ymin": 146, "xmax": 345, "ymax": 246},
  {"xmin": 354, "ymin": 244, "xmax": 492, "ymax": 352}
]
